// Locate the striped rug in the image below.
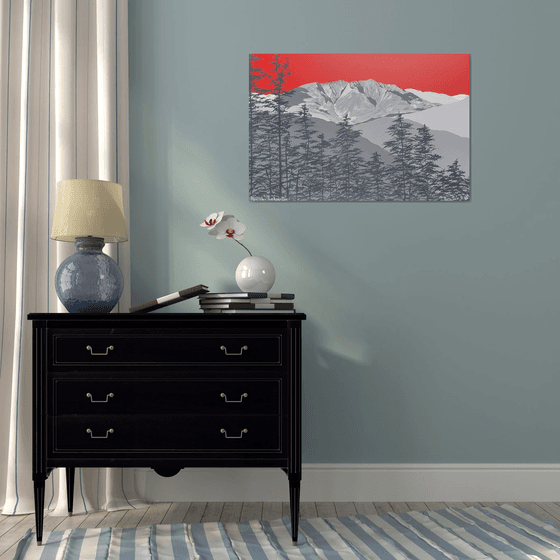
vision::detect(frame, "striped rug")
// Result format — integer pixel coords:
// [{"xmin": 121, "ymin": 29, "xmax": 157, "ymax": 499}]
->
[{"xmin": 13, "ymin": 505, "xmax": 560, "ymax": 560}]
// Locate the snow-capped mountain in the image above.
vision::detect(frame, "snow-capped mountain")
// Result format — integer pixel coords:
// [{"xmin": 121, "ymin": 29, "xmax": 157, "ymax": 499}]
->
[
  {"xmin": 405, "ymin": 88, "xmax": 469, "ymax": 106},
  {"xmin": 285, "ymin": 79, "xmax": 437, "ymax": 124},
  {"xmin": 251, "ymin": 79, "xmax": 470, "ymax": 137}
]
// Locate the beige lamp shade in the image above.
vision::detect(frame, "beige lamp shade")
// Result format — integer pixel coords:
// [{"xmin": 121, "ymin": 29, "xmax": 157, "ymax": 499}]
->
[{"xmin": 51, "ymin": 179, "xmax": 128, "ymax": 242}]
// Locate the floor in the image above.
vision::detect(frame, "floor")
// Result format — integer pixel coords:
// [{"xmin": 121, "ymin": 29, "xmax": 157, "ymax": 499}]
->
[{"xmin": 1, "ymin": 501, "xmax": 560, "ymax": 559}]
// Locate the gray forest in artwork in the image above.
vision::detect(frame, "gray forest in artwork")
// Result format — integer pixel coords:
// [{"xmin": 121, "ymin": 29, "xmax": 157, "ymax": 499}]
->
[{"xmin": 249, "ymin": 54, "xmax": 470, "ymax": 202}]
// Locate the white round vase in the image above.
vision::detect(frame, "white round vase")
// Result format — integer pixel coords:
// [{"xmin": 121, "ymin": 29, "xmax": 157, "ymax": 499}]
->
[{"xmin": 235, "ymin": 256, "xmax": 276, "ymax": 292}]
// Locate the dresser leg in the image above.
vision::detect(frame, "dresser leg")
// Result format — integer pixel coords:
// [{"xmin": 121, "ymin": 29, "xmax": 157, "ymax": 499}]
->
[
  {"xmin": 66, "ymin": 467, "xmax": 75, "ymax": 514},
  {"xmin": 33, "ymin": 478, "xmax": 46, "ymax": 543},
  {"xmin": 289, "ymin": 477, "xmax": 301, "ymax": 545}
]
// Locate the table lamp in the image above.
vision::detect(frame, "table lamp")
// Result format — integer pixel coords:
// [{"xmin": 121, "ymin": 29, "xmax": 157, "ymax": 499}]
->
[{"xmin": 51, "ymin": 179, "xmax": 128, "ymax": 313}]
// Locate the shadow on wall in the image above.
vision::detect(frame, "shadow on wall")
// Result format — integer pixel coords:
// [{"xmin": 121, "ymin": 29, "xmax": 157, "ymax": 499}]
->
[
  {"xmin": 130, "ymin": 109, "xmax": 172, "ymax": 307},
  {"xmin": 302, "ymin": 317, "xmax": 448, "ymax": 464}
]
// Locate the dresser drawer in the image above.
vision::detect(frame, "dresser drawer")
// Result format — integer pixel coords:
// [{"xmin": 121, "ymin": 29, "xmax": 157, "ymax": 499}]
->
[
  {"xmin": 51, "ymin": 331, "xmax": 281, "ymax": 367},
  {"xmin": 53, "ymin": 379, "xmax": 281, "ymax": 415},
  {"xmin": 51, "ymin": 415, "xmax": 281, "ymax": 452}
]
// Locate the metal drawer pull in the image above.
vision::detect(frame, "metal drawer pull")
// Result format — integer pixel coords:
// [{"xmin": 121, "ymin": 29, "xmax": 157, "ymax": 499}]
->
[
  {"xmin": 86, "ymin": 428, "xmax": 114, "ymax": 439},
  {"xmin": 86, "ymin": 345, "xmax": 114, "ymax": 356},
  {"xmin": 220, "ymin": 392, "xmax": 248, "ymax": 403},
  {"xmin": 86, "ymin": 392, "xmax": 114, "ymax": 403},
  {"xmin": 220, "ymin": 428, "xmax": 248, "ymax": 439},
  {"xmin": 220, "ymin": 345, "xmax": 248, "ymax": 356}
]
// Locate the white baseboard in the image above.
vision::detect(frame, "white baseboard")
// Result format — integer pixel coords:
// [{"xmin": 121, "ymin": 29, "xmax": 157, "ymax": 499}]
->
[{"xmin": 135, "ymin": 463, "xmax": 560, "ymax": 502}]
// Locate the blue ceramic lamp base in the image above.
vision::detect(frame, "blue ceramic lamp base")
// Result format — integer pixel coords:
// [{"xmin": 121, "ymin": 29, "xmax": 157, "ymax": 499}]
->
[{"xmin": 54, "ymin": 237, "xmax": 124, "ymax": 313}]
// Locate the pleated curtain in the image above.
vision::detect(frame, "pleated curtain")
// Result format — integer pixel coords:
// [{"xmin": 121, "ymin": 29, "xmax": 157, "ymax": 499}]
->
[{"xmin": 0, "ymin": 0, "xmax": 148, "ymax": 516}]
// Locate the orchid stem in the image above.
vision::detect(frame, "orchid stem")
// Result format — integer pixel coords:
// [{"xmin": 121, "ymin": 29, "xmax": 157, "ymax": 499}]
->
[{"xmin": 234, "ymin": 239, "xmax": 252, "ymax": 256}]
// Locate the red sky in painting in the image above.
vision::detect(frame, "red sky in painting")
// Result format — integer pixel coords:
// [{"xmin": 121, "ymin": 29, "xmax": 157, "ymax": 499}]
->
[{"xmin": 252, "ymin": 53, "xmax": 469, "ymax": 96}]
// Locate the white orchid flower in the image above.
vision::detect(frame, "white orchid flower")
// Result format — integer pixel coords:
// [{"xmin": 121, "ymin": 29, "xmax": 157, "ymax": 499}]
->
[
  {"xmin": 207, "ymin": 214, "xmax": 234, "ymax": 237},
  {"xmin": 214, "ymin": 216, "xmax": 247, "ymax": 241},
  {"xmin": 200, "ymin": 211, "xmax": 225, "ymax": 231},
  {"xmin": 201, "ymin": 212, "xmax": 253, "ymax": 256}
]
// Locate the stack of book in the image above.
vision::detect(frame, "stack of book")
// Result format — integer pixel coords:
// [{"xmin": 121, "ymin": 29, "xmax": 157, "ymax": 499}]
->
[{"xmin": 199, "ymin": 292, "xmax": 296, "ymax": 313}]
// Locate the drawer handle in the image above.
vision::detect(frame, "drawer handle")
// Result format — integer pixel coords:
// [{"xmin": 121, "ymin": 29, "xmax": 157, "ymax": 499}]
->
[
  {"xmin": 220, "ymin": 345, "xmax": 248, "ymax": 356},
  {"xmin": 220, "ymin": 428, "xmax": 248, "ymax": 439},
  {"xmin": 220, "ymin": 392, "xmax": 248, "ymax": 403},
  {"xmin": 86, "ymin": 428, "xmax": 114, "ymax": 439},
  {"xmin": 86, "ymin": 392, "xmax": 114, "ymax": 403},
  {"xmin": 86, "ymin": 345, "xmax": 114, "ymax": 356}
]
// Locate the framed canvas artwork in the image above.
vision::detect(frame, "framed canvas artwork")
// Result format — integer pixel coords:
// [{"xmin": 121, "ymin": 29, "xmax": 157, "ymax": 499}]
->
[{"xmin": 249, "ymin": 53, "xmax": 470, "ymax": 202}]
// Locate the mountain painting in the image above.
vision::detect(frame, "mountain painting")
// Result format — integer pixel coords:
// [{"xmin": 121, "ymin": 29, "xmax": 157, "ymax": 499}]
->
[{"xmin": 249, "ymin": 53, "xmax": 470, "ymax": 202}]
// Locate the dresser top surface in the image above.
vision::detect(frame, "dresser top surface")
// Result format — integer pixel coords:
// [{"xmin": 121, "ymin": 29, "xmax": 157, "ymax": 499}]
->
[{"xmin": 27, "ymin": 312, "xmax": 306, "ymax": 322}]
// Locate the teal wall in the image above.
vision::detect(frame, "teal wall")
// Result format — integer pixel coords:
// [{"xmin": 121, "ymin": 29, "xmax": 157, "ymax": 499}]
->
[{"xmin": 128, "ymin": 0, "xmax": 560, "ymax": 463}]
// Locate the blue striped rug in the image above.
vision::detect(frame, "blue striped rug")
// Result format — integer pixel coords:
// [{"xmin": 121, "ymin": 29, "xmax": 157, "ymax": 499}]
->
[{"xmin": 13, "ymin": 505, "xmax": 560, "ymax": 560}]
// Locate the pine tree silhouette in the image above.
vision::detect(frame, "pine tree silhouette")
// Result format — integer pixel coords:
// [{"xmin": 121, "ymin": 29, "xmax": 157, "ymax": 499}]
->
[
  {"xmin": 249, "ymin": 54, "xmax": 294, "ymax": 200},
  {"xmin": 312, "ymin": 133, "xmax": 332, "ymax": 201},
  {"xmin": 441, "ymin": 159, "xmax": 470, "ymax": 201},
  {"xmin": 249, "ymin": 54, "xmax": 270, "ymax": 199},
  {"xmin": 332, "ymin": 114, "xmax": 366, "ymax": 200},
  {"xmin": 291, "ymin": 104, "xmax": 315, "ymax": 200},
  {"xmin": 364, "ymin": 152, "xmax": 387, "ymax": 201},
  {"xmin": 269, "ymin": 54, "xmax": 292, "ymax": 199},
  {"xmin": 412, "ymin": 124, "xmax": 442, "ymax": 201},
  {"xmin": 383, "ymin": 113, "xmax": 415, "ymax": 201}
]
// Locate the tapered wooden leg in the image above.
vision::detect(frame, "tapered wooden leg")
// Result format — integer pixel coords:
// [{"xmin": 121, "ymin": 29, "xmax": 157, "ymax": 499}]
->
[
  {"xmin": 289, "ymin": 478, "xmax": 301, "ymax": 545},
  {"xmin": 33, "ymin": 478, "xmax": 45, "ymax": 543},
  {"xmin": 66, "ymin": 467, "xmax": 75, "ymax": 514}
]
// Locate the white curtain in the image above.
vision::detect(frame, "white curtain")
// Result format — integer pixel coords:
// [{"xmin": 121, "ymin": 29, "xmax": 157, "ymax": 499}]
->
[{"xmin": 0, "ymin": 0, "xmax": 147, "ymax": 516}]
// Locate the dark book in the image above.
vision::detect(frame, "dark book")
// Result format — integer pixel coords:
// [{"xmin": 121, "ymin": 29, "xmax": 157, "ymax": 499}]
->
[
  {"xmin": 201, "ymin": 292, "xmax": 295, "ymax": 300},
  {"xmin": 200, "ymin": 302, "xmax": 295, "ymax": 310},
  {"xmin": 202, "ymin": 308, "xmax": 296, "ymax": 314},
  {"xmin": 200, "ymin": 302, "xmax": 256, "ymax": 309},
  {"xmin": 130, "ymin": 284, "xmax": 209, "ymax": 313},
  {"xmin": 198, "ymin": 297, "xmax": 295, "ymax": 305},
  {"xmin": 267, "ymin": 302, "xmax": 294, "ymax": 310}
]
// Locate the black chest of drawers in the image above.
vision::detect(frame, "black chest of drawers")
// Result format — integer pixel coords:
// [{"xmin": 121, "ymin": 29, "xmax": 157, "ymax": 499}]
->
[{"xmin": 28, "ymin": 312, "xmax": 306, "ymax": 544}]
